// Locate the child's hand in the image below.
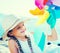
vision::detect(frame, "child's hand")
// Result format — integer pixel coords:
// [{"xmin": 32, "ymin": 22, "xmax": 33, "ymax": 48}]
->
[{"xmin": 30, "ymin": 32, "xmax": 34, "ymax": 34}]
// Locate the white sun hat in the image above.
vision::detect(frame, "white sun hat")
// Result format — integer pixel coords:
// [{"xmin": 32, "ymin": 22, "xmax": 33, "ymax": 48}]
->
[
  {"xmin": 0, "ymin": 14, "xmax": 30, "ymax": 40},
  {"xmin": 0, "ymin": 15, "xmax": 30, "ymax": 31}
]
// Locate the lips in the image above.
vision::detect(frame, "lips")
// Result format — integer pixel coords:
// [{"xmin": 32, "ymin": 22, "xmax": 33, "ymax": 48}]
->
[{"xmin": 20, "ymin": 30, "xmax": 25, "ymax": 33}]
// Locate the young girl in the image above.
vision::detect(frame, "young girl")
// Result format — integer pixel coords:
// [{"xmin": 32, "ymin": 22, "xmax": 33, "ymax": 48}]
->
[{"xmin": 7, "ymin": 19, "xmax": 42, "ymax": 53}]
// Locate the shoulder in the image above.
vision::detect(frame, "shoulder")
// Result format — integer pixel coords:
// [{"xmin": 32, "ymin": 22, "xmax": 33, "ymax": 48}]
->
[
  {"xmin": 8, "ymin": 39, "xmax": 15, "ymax": 44},
  {"xmin": 8, "ymin": 39, "xmax": 17, "ymax": 47},
  {"xmin": 8, "ymin": 39, "xmax": 16, "ymax": 45},
  {"xmin": 8, "ymin": 39, "xmax": 19, "ymax": 53},
  {"xmin": 8, "ymin": 39, "xmax": 19, "ymax": 48}
]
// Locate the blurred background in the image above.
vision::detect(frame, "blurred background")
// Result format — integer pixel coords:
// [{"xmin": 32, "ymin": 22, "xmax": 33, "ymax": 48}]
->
[{"xmin": 0, "ymin": 0, "xmax": 60, "ymax": 53}]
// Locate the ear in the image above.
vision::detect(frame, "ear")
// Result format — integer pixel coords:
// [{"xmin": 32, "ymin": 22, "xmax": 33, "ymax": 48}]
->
[{"xmin": 9, "ymin": 32, "xmax": 13, "ymax": 36}]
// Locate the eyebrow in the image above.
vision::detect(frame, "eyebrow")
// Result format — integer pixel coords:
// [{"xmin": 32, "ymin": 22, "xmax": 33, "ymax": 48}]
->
[{"xmin": 17, "ymin": 23, "xmax": 24, "ymax": 28}]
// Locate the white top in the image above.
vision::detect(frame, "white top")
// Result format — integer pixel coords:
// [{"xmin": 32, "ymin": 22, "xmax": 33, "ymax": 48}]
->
[
  {"xmin": 18, "ymin": 39, "xmax": 31, "ymax": 53},
  {"xmin": 18, "ymin": 31, "xmax": 42, "ymax": 53}
]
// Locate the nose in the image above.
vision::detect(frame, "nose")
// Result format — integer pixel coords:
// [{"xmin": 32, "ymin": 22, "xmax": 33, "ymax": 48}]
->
[{"xmin": 21, "ymin": 26, "xmax": 26, "ymax": 31}]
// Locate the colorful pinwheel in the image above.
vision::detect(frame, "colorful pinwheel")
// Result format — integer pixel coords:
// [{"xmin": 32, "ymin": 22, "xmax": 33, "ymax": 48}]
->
[{"xmin": 29, "ymin": 0, "xmax": 60, "ymax": 51}]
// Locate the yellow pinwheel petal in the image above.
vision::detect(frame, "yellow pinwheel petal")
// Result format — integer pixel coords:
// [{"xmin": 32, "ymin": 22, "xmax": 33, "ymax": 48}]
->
[
  {"xmin": 29, "ymin": 8, "xmax": 44, "ymax": 15},
  {"xmin": 36, "ymin": 10, "xmax": 50, "ymax": 26}
]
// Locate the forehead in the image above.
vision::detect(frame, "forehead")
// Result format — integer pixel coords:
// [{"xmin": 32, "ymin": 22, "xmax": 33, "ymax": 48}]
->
[
  {"xmin": 15, "ymin": 22, "xmax": 24, "ymax": 27},
  {"xmin": 12, "ymin": 22, "xmax": 24, "ymax": 30}
]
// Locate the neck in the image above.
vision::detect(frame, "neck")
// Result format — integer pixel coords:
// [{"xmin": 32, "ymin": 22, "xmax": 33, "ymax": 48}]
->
[{"xmin": 15, "ymin": 35, "xmax": 27, "ymax": 41}]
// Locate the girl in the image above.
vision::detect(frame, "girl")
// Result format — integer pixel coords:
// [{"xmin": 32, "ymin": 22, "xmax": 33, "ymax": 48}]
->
[{"xmin": 7, "ymin": 19, "xmax": 42, "ymax": 53}]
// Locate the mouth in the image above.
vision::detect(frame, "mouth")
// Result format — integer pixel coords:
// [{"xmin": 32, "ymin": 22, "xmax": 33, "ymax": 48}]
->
[{"xmin": 20, "ymin": 30, "xmax": 25, "ymax": 33}]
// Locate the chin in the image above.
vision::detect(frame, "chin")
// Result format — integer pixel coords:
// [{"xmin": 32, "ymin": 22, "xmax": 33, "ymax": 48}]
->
[{"xmin": 21, "ymin": 33, "xmax": 25, "ymax": 36}]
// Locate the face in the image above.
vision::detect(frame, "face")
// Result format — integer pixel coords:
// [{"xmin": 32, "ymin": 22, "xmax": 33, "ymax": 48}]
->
[{"xmin": 12, "ymin": 22, "xmax": 26, "ymax": 37}]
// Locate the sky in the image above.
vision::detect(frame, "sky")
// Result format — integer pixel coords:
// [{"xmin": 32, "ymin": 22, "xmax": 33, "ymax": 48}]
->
[{"xmin": 0, "ymin": 0, "xmax": 36, "ymax": 17}]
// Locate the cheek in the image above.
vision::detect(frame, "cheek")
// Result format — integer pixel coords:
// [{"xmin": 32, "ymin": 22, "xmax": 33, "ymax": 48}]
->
[
  {"xmin": 17, "ymin": 31, "xmax": 22, "ymax": 35},
  {"xmin": 15, "ymin": 30, "xmax": 22, "ymax": 36},
  {"xmin": 12, "ymin": 30, "xmax": 19, "ymax": 36}
]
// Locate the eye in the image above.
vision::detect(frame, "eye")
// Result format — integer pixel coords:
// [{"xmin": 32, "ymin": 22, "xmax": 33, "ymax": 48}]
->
[
  {"xmin": 23, "ymin": 24, "xmax": 24, "ymax": 26},
  {"xmin": 17, "ymin": 27, "xmax": 21, "ymax": 29}
]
